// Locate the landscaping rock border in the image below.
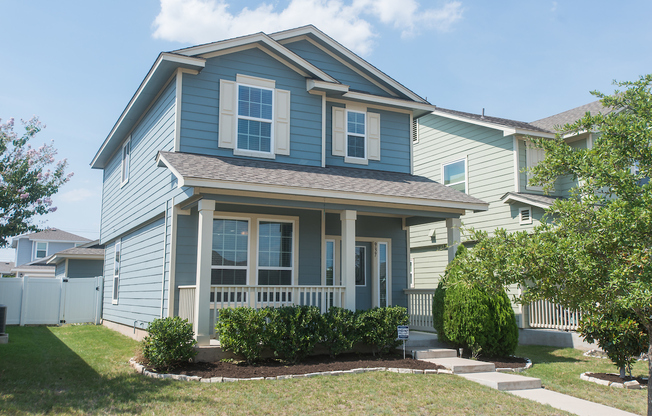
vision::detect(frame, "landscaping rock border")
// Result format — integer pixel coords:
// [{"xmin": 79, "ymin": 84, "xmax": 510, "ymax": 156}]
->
[
  {"xmin": 580, "ymin": 372, "xmax": 645, "ymax": 389},
  {"xmin": 129, "ymin": 358, "xmax": 453, "ymax": 382}
]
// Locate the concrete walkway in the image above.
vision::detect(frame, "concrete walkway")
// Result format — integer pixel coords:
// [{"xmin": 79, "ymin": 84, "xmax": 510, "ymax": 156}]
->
[{"xmin": 408, "ymin": 332, "xmax": 639, "ymax": 416}]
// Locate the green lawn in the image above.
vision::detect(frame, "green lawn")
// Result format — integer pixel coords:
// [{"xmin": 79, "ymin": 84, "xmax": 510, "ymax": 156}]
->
[
  {"xmin": 0, "ymin": 325, "xmax": 571, "ymax": 415},
  {"xmin": 516, "ymin": 345, "xmax": 648, "ymax": 416}
]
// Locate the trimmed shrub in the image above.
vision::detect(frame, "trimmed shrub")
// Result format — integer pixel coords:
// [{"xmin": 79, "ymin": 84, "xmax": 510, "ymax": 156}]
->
[
  {"xmin": 266, "ymin": 306, "xmax": 324, "ymax": 363},
  {"xmin": 579, "ymin": 307, "xmax": 648, "ymax": 376},
  {"xmin": 215, "ymin": 307, "xmax": 267, "ymax": 364},
  {"xmin": 442, "ymin": 280, "xmax": 518, "ymax": 357},
  {"xmin": 321, "ymin": 307, "xmax": 359, "ymax": 357},
  {"xmin": 142, "ymin": 317, "xmax": 197, "ymax": 371},
  {"xmin": 357, "ymin": 306, "xmax": 409, "ymax": 356}
]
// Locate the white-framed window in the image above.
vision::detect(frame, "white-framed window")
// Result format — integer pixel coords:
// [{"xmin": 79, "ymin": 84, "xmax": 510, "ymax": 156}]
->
[
  {"xmin": 325, "ymin": 239, "xmax": 336, "ymax": 286},
  {"xmin": 332, "ymin": 105, "xmax": 381, "ymax": 165},
  {"xmin": 355, "ymin": 245, "xmax": 366, "ymax": 286},
  {"xmin": 525, "ymin": 140, "xmax": 545, "ymax": 191},
  {"xmin": 346, "ymin": 110, "xmax": 366, "ymax": 160},
  {"xmin": 257, "ymin": 220, "xmax": 294, "ymax": 286},
  {"xmin": 211, "ymin": 218, "xmax": 249, "ymax": 285},
  {"xmin": 112, "ymin": 240, "xmax": 121, "ymax": 304},
  {"xmin": 442, "ymin": 158, "xmax": 467, "ymax": 193},
  {"xmin": 121, "ymin": 137, "xmax": 131, "ymax": 186},
  {"xmin": 237, "ymin": 84, "xmax": 274, "ymax": 155},
  {"xmin": 34, "ymin": 242, "xmax": 47, "ymax": 259},
  {"xmin": 378, "ymin": 242, "xmax": 388, "ymax": 307},
  {"xmin": 219, "ymin": 75, "xmax": 291, "ymax": 158},
  {"xmin": 519, "ymin": 207, "xmax": 533, "ymax": 225}
]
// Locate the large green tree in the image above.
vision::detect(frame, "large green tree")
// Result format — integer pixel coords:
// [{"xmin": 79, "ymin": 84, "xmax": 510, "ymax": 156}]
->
[
  {"xmin": 0, "ymin": 117, "xmax": 72, "ymax": 246},
  {"xmin": 454, "ymin": 75, "xmax": 652, "ymax": 414}
]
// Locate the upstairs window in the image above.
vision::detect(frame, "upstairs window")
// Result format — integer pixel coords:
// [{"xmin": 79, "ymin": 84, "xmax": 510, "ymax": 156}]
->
[
  {"xmin": 35, "ymin": 242, "xmax": 47, "ymax": 259},
  {"xmin": 525, "ymin": 140, "xmax": 545, "ymax": 191},
  {"xmin": 112, "ymin": 240, "xmax": 121, "ymax": 304},
  {"xmin": 121, "ymin": 138, "xmax": 131, "ymax": 186},
  {"xmin": 237, "ymin": 85, "xmax": 273, "ymax": 154},
  {"xmin": 442, "ymin": 158, "xmax": 467, "ymax": 193},
  {"xmin": 347, "ymin": 111, "xmax": 366, "ymax": 159}
]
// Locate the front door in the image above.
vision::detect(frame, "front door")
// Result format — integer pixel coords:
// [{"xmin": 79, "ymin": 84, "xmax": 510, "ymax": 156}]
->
[{"xmin": 355, "ymin": 242, "xmax": 372, "ymax": 310}]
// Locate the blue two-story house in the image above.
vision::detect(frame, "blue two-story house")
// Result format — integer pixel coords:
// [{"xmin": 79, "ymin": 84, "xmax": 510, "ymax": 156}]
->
[{"xmin": 91, "ymin": 26, "xmax": 488, "ymax": 345}]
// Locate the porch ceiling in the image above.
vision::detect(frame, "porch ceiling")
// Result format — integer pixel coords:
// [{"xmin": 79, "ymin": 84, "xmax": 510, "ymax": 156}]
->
[{"xmin": 157, "ymin": 151, "xmax": 489, "ymax": 214}]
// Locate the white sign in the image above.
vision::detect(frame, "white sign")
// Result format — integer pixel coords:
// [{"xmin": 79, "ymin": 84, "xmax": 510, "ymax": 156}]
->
[{"xmin": 397, "ymin": 325, "xmax": 409, "ymax": 340}]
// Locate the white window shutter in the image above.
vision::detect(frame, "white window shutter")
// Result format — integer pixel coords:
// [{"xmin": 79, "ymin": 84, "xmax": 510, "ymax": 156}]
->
[
  {"xmin": 274, "ymin": 88, "xmax": 291, "ymax": 155},
  {"xmin": 367, "ymin": 112, "xmax": 381, "ymax": 161},
  {"xmin": 218, "ymin": 79, "xmax": 237, "ymax": 149},
  {"xmin": 332, "ymin": 106, "xmax": 346, "ymax": 156}
]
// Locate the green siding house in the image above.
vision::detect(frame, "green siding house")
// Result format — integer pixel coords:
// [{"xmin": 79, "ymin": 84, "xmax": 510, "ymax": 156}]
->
[
  {"xmin": 91, "ymin": 26, "xmax": 488, "ymax": 344},
  {"xmin": 409, "ymin": 101, "xmax": 609, "ymax": 327}
]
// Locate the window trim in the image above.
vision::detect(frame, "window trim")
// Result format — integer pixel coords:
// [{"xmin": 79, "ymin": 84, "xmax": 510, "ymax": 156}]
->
[
  {"xmin": 121, "ymin": 137, "xmax": 131, "ymax": 187},
  {"xmin": 234, "ymin": 82, "xmax": 276, "ymax": 159},
  {"xmin": 519, "ymin": 206, "xmax": 533, "ymax": 225},
  {"xmin": 441, "ymin": 157, "xmax": 468, "ymax": 194},
  {"xmin": 112, "ymin": 240, "xmax": 121, "ymax": 305},
  {"xmin": 211, "ymin": 217, "xmax": 251, "ymax": 286},
  {"xmin": 345, "ymin": 109, "xmax": 367, "ymax": 163},
  {"xmin": 34, "ymin": 241, "xmax": 48, "ymax": 260}
]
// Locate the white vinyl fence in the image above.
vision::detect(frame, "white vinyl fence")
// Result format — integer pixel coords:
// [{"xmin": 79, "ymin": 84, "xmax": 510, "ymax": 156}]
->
[{"xmin": 0, "ymin": 276, "xmax": 103, "ymax": 325}]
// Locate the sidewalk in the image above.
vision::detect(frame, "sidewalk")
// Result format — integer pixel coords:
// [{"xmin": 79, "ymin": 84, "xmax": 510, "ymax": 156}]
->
[{"xmin": 508, "ymin": 388, "xmax": 639, "ymax": 416}]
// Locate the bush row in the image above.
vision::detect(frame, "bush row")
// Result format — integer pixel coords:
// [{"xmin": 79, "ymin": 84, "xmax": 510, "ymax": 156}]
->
[{"xmin": 216, "ymin": 305, "xmax": 409, "ymax": 363}]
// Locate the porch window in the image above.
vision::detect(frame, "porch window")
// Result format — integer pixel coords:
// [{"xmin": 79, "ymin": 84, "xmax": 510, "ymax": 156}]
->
[
  {"xmin": 325, "ymin": 239, "xmax": 335, "ymax": 286},
  {"xmin": 379, "ymin": 242, "xmax": 388, "ymax": 307},
  {"xmin": 355, "ymin": 246, "xmax": 366, "ymax": 286},
  {"xmin": 258, "ymin": 221, "xmax": 293, "ymax": 285},
  {"xmin": 443, "ymin": 158, "xmax": 467, "ymax": 193},
  {"xmin": 211, "ymin": 219, "xmax": 249, "ymax": 285},
  {"xmin": 237, "ymin": 85, "xmax": 273, "ymax": 154},
  {"xmin": 35, "ymin": 242, "xmax": 47, "ymax": 259}
]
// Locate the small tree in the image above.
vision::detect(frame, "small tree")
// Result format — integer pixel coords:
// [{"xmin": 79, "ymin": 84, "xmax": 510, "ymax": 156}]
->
[
  {"xmin": 0, "ymin": 117, "xmax": 71, "ymax": 246},
  {"xmin": 458, "ymin": 75, "xmax": 652, "ymax": 415}
]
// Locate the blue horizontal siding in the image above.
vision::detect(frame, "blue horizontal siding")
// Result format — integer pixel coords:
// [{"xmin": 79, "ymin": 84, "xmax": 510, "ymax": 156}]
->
[
  {"xmin": 283, "ymin": 39, "xmax": 393, "ymax": 98},
  {"xmin": 326, "ymin": 102, "xmax": 411, "ymax": 173},
  {"xmin": 179, "ymin": 47, "xmax": 323, "ymax": 167},
  {"xmin": 67, "ymin": 259, "xmax": 104, "ymax": 278}
]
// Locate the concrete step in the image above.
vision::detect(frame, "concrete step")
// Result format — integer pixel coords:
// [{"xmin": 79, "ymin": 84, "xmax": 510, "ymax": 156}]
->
[
  {"xmin": 403, "ymin": 332, "xmax": 441, "ymax": 349},
  {"xmin": 459, "ymin": 371, "xmax": 542, "ymax": 391},
  {"xmin": 411, "ymin": 348, "xmax": 457, "ymax": 360},
  {"xmin": 422, "ymin": 357, "xmax": 495, "ymax": 374}
]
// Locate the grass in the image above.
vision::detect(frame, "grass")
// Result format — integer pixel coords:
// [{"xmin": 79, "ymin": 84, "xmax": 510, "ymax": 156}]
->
[
  {"xmin": 0, "ymin": 325, "xmax": 572, "ymax": 415},
  {"xmin": 516, "ymin": 344, "xmax": 648, "ymax": 416}
]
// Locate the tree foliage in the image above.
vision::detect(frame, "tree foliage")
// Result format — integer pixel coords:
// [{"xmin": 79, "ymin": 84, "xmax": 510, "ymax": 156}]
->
[
  {"xmin": 0, "ymin": 117, "xmax": 72, "ymax": 245},
  {"xmin": 454, "ymin": 75, "xmax": 652, "ymax": 414}
]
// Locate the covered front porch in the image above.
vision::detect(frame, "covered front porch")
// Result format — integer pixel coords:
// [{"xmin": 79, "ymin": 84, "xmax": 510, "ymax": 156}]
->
[{"xmin": 156, "ymin": 151, "xmax": 488, "ymax": 346}]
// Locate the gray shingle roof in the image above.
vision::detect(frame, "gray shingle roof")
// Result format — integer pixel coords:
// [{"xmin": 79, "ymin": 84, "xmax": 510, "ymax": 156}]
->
[
  {"xmin": 530, "ymin": 100, "xmax": 612, "ymax": 132},
  {"xmin": 54, "ymin": 247, "xmax": 104, "ymax": 257},
  {"xmin": 158, "ymin": 151, "xmax": 487, "ymax": 209},
  {"xmin": 434, "ymin": 107, "xmax": 553, "ymax": 133},
  {"xmin": 23, "ymin": 228, "xmax": 91, "ymax": 242}
]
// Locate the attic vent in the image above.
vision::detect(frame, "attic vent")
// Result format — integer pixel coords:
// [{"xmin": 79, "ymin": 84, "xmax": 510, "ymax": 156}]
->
[
  {"xmin": 519, "ymin": 207, "xmax": 533, "ymax": 225},
  {"xmin": 412, "ymin": 118, "xmax": 419, "ymax": 143}
]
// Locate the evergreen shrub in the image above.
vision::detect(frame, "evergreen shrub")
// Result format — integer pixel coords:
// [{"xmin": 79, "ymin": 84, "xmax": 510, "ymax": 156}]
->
[
  {"xmin": 357, "ymin": 306, "xmax": 409, "ymax": 355},
  {"xmin": 215, "ymin": 307, "xmax": 267, "ymax": 364},
  {"xmin": 142, "ymin": 316, "xmax": 197, "ymax": 371}
]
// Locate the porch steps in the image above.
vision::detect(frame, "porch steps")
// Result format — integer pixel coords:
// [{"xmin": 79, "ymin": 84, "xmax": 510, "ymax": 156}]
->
[
  {"xmin": 459, "ymin": 371, "xmax": 542, "ymax": 391},
  {"xmin": 411, "ymin": 347, "xmax": 457, "ymax": 360},
  {"xmin": 422, "ymin": 356, "xmax": 496, "ymax": 374}
]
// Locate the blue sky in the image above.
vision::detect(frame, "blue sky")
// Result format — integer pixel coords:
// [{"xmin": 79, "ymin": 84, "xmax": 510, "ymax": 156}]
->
[{"xmin": 0, "ymin": 0, "xmax": 650, "ymax": 261}]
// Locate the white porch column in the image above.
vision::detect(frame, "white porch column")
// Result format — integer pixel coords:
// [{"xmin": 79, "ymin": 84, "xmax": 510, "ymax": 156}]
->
[
  {"xmin": 446, "ymin": 218, "xmax": 462, "ymax": 263},
  {"xmin": 194, "ymin": 199, "xmax": 215, "ymax": 346},
  {"xmin": 340, "ymin": 210, "xmax": 357, "ymax": 311}
]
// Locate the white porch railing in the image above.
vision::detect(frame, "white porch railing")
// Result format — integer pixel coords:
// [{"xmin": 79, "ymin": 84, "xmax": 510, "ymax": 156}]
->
[
  {"xmin": 404, "ymin": 288, "xmax": 436, "ymax": 332},
  {"xmin": 526, "ymin": 299, "xmax": 583, "ymax": 331},
  {"xmin": 178, "ymin": 285, "xmax": 346, "ymax": 326}
]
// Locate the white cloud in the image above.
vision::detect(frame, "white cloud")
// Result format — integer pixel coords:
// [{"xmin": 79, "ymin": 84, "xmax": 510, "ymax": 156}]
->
[
  {"xmin": 551, "ymin": 1, "xmax": 557, "ymax": 12},
  {"xmin": 56, "ymin": 188, "xmax": 96, "ymax": 204},
  {"xmin": 152, "ymin": 0, "xmax": 464, "ymax": 56}
]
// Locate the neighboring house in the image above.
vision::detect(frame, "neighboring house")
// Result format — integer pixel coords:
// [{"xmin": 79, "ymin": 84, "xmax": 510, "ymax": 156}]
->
[
  {"xmin": 46, "ymin": 240, "xmax": 105, "ymax": 280},
  {"xmin": 0, "ymin": 262, "xmax": 15, "ymax": 277},
  {"xmin": 409, "ymin": 101, "xmax": 610, "ymax": 327},
  {"xmin": 10, "ymin": 229, "xmax": 92, "ymax": 278},
  {"xmin": 90, "ymin": 25, "xmax": 488, "ymax": 344}
]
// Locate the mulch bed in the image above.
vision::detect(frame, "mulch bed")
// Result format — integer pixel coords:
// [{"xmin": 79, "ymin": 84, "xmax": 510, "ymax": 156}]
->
[
  {"xmin": 156, "ymin": 353, "xmax": 445, "ymax": 379},
  {"xmin": 586, "ymin": 372, "xmax": 648, "ymax": 386}
]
